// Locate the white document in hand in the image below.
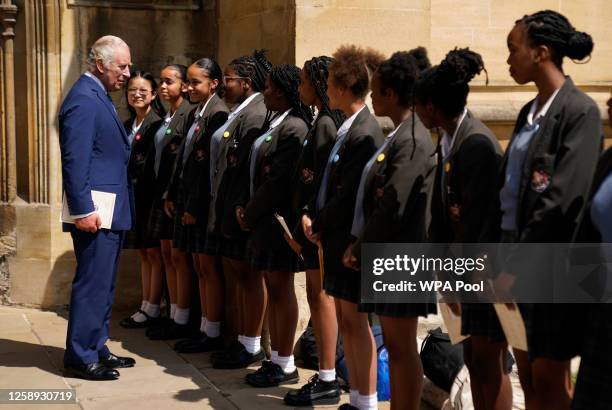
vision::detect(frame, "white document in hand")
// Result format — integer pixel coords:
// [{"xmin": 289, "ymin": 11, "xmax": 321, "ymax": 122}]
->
[
  {"xmin": 61, "ymin": 190, "xmax": 116, "ymax": 229},
  {"xmin": 493, "ymin": 303, "xmax": 528, "ymax": 351}
]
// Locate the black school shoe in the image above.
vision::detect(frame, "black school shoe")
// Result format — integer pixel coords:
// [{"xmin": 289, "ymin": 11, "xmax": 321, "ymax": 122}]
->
[
  {"xmin": 146, "ymin": 321, "xmax": 196, "ymax": 340},
  {"xmin": 337, "ymin": 405, "xmax": 359, "ymax": 410},
  {"xmin": 245, "ymin": 360, "xmax": 299, "ymax": 388},
  {"xmin": 211, "ymin": 343, "xmax": 265, "ymax": 369},
  {"xmin": 210, "ymin": 339, "xmax": 244, "ymax": 361},
  {"xmin": 284, "ymin": 374, "xmax": 341, "ymax": 406},
  {"xmin": 119, "ymin": 310, "xmax": 153, "ymax": 329},
  {"xmin": 174, "ymin": 333, "xmax": 223, "ymax": 353}
]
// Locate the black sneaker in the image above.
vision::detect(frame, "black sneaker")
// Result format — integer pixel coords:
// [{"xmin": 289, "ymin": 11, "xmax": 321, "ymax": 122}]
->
[
  {"xmin": 146, "ymin": 321, "xmax": 195, "ymax": 340},
  {"xmin": 284, "ymin": 374, "xmax": 341, "ymax": 406},
  {"xmin": 212, "ymin": 344, "xmax": 265, "ymax": 369},
  {"xmin": 245, "ymin": 361, "xmax": 299, "ymax": 388},
  {"xmin": 174, "ymin": 334, "xmax": 223, "ymax": 353}
]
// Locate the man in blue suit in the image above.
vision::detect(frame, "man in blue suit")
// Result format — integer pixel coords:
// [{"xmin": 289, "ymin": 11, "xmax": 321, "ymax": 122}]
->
[{"xmin": 59, "ymin": 35, "xmax": 136, "ymax": 380}]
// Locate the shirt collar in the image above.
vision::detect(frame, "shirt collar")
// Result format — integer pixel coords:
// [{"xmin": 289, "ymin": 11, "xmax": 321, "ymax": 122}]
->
[
  {"xmin": 269, "ymin": 108, "xmax": 292, "ymax": 130},
  {"xmin": 84, "ymin": 71, "xmax": 108, "ymax": 94},
  {"xmin": 527, "ymin": 87, "xmax": 561, "ymax": 126},
  {"xmin": 196, "ymin": 94, "xmax": 214, "ymax": 119},
  {"xmin": 338, "ymin": 104, "xmax": 367, "ymax": 135},
  {"xmin": 230, "ymin": 92, "xmax": 260, "ymax": 119}
]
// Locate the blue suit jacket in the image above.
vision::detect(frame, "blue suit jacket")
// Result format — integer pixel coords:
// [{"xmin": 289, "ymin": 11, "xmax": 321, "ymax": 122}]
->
[{"xmin": 59, "ymin": 74, "xmax": 134, "ymax": 231}]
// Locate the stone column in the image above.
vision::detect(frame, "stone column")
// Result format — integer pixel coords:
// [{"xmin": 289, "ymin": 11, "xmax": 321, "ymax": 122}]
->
[{"xmin": 0, "ymin": 0, "xmax": 18, "ymax": 204}]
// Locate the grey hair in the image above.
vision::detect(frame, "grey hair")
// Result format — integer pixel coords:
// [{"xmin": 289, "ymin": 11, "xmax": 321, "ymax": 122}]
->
[{"xmin": 86, "ymin": 35, "xmax": 129, "ymax": 71}]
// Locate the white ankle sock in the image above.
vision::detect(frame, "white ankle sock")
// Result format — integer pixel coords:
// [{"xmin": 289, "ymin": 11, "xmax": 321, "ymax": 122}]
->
[
  {"xmin": 174, "ymin": 307, "xmax": 189, "ymax": 325},
  {"xmin": 204, "ymin": 320, "xmax": 221, "ymax": 338},
  {"xmin": 242, "ymin": 335, "xmax": 261, "ymax": 354},
  {"xmin": 200, "ymin": 317, "xmax": 207, "ymax": 333},
  {"xmin": 170, "ymin": 304, "xmax": 177, "ymax": 319},
  {"xmin": 319, "ymin": 368, "xmax": 336, "ymax": 382},
  {"xmin": 275, "ymin": 354, "xmax": 296, "ymax": 374},
  {"xmin": 350, "ymin": 389, "xmax": 359, "ymax": 406},
  {"xmin": 358, "ymin": 393, "xmax": 378, "ymax": 410},
  {"xmin": 271, "ymin": 350, "xmax": 279, "ymax": 363},
  {"xmin": 131, "ymin": 311, "xmax": 147, "ymax": 323},
  {"xmin": 145, "ymin": 303, "xmax": 160, "ymax": 318},
  {"xmin": 238, "ymin": 335, "xmax": 246, "ymax": 347},
  {"xmin": 140, "ymin": 300, "xmax": 148, "ymax": 311}
]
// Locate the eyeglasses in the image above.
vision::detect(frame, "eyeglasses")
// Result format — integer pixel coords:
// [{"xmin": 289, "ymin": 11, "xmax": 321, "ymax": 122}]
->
[
  {"xmin": 223, "ymin": 75, "xmax": 248, "ymax": 84},
  {"xmin": 127, "ymin": 88, "xmax": 152, "ymax": 96}
]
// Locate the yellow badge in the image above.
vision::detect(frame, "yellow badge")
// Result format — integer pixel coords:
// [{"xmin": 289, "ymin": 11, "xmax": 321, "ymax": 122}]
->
[
  {"xmin": 223, "ymin": 131, "xmax": 230, "ymax": 138},
  {"xmin": 445, "ymin": 162, "xmax": 451, "ymax": 172},
  {"xmin": 376, "ymin": 153, "xmax": 385, "ymax": 163}
]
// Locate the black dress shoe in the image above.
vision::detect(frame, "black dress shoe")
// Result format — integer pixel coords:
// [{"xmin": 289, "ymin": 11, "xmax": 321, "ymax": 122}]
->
[
  {"xmin": 174, "ymin": 334, "xmax": 223, "ymax": 353},
  {"xmin": 212, "ymin": 343, "xmax": 265, "ymax": 369},
  {"xmin": 147, "ymin": 321, "xmax": 195, "ymax": 340},
  {"xmin": 120, "ymin": 310, "xmax": 153, "ymax": 329},
  {"xmin": 210, "ymin": 339, "xmax": 243, "ymax": 361},
  {"xmin": 284, "ymin": 374, "xmax": 341, "ymax": 406},
  {"xmin": 99, "ymin": 352, "xmax": 136, "ymax": 368},
  {"xmin": 337, "ymin": 404, "xmax": 359, "ymax": 410},
  {"xmin": 63, "ymin": 362, "xmax": 119, "ymax": 381},
  {"xmin": 245, "ymin": 360, "xmax": 299, "ymax": 387}
]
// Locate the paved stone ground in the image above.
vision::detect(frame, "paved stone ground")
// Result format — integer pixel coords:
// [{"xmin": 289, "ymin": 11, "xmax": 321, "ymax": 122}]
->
[{"xmin": 0, "ymin": 305, "xmax": 563, "ymax": 409}]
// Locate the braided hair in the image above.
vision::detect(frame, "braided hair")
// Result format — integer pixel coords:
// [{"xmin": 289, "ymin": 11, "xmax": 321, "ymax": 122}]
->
[
  {"xmin": 267, "ymin": 64, "xmax": 314, "ymax": 128},
  {"xmin": 192, "ymin": 57, "xmax": 225, "ymax": 98},
  {"xmin": 376, "ymin": 47, "xmax": 431, "ymax": 158},
  {"xmin": 517, "ymin": 10, "xmax": 593, "ymax": 68},
  {"xmin": 303, "ymin": 56, "xmax": 346, "ymax": 128},
  {"xmin": 125, "ymin": 70, "xmax": 166, "ymax": 118},
  {"xmin": 228, "ymin": 49, "xmax": 273, "ymax": 92},
  {"xmin": 415, "ymin": 47, "xmax": 486, "ymax": 119}
]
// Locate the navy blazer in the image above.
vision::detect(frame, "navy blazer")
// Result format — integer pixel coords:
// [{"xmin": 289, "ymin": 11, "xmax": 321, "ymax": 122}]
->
[{"xmin": 59, "ymin": 74, "xmax": 134, "ymax": 231}]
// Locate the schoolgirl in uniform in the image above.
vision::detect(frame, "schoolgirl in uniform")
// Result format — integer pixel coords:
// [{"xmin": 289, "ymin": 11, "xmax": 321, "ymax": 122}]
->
[
  {"xmin": 235, "ymin": 64, "xmax": 311, "ymax": 387},
  {"xmin": 283, "ymin": 56, "xmax": 344, "ymax": 406},
  {"xmin": 210, "ymin": 51, "xmax": 272, "ymax": 369},
  {"xmin": 342, "ymin": 48, "xmax": 436, "ymax": 410},
  {"xmin": 119, "ymin": 71, "xmax": 165, "ymax": 329},
  {"xmin": 304, "ymin": 45, "xmax": 384, "ymax": 410},
  {"xmin": 165, "ymin": 58, "xmax": 229, "ymax": 349},
  {"xmin": 571, "ymin": 97, "xmax": 612, "ymax": 410},
  {"xmin": 145, "ymin": 64, "xmax": 193, "ymax": 340},
  {"xmin": 414, "ymin": 48, "xmax": 508, "ymax": 410},
  {"xmin": 497, "ymin": 10, "xmax": 601, "ymax": 410}
]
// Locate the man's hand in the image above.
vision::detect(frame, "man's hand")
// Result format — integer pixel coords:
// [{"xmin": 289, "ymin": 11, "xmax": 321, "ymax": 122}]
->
[
  {"xmin": 164, "ymin": 200, "xmax": 175, "ymax": 218},
  {"xmin": 182, "ymin": 211, "xmax": 196, "ymax": 225},
  {"xmin": 236, "ymin": 206, "xmax": 249, "ymax": 231},
  {"xmin": 75, "ymin": 213, "xmax": 101, "ymax": 233},
  {"xmin": 342, "ymin": 244, "xmax": 360, "ymax": 271},
  {"xmin": 301, "ymin": 214, "xmax": 320, "ymax": 244}
]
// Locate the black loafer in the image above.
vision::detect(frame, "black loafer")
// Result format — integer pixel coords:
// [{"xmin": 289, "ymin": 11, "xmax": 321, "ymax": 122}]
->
[
  {"xmin": 147, "ymin": 321, "xmax": 195, "ymax": 340},
  {"xmin": 174, "ymin": 334, "xmax": 223, "ymax": 353},
  {"xmin": 284, "ymin": 374, "xmax": 341, "ymax": 406},
  {"xmin": 245, "ymin": 360, "xmax": 299, "ymax": 387},
  {"xmin": 210, "ymin": 339, "xmax": 244, "ymax": 361},
  {"xmin": 212, "ymin": 344, "xmax": 265, "ymax": 369},
  {"xmin": 337, "ymin": 405, "xmax": 359, "ymax": 410},
  {"xmin": 99, "ymin": 352, "xmax": 136, "ymax": 368},
  {"xmin": 63, "ymin": 362, "xmax": 119, "ymax": 381},
  {"xmin": 119, "ymin": 310, "xmax": 152, "ymax": 329}
]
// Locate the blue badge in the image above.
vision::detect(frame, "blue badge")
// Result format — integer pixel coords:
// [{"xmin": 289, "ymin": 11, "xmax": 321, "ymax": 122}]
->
[{"xmin": 333, "ymin": 154, "xmax": 340, "ymax": 163}]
